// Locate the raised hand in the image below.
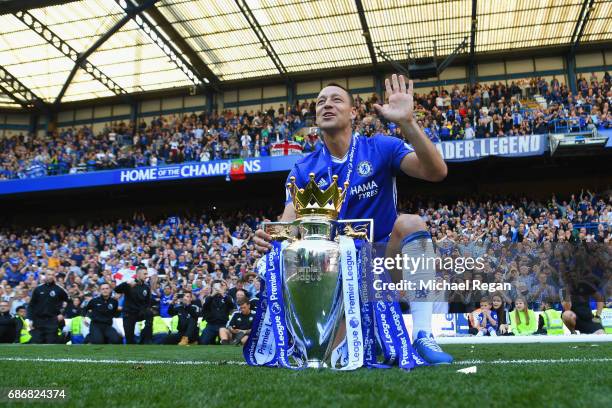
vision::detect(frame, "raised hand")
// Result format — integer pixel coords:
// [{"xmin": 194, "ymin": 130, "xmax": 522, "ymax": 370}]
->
[{"xmin": 373, "ymin": 74, "xmax": 414, "ymax": 124}]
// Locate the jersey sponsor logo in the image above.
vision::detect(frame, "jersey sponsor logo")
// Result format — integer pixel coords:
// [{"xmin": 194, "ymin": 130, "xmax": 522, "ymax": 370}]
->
[
  {"xmin": 357, "ymin": 160, "xmax": 373, "ymax": 177},
  {"xmin": 350, "ymin": 180, "xmax": 379, "ymax": 200},
  {"xmin": 317, "ymin": 178, "xmax": 328, "ymax": 188}
]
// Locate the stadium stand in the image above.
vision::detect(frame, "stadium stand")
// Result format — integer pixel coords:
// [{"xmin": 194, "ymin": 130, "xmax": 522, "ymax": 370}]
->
[
  {"xmin": 1, "ymin": 190, "xmax": 610, "ymax": 342},
  {"xmin": 1, "ymin": 75, "xmax": 610, "ymax": 180}
]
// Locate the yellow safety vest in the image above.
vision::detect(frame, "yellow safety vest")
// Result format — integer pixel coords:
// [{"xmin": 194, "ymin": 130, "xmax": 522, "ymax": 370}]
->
[
  {"xmin": 509, "ymin": 309, "xmax": 537, "ymax": 335},
  {"xmin": 602, "ymin": 308, "xmax": 612, "ymax": 334},
  {"xmin": 152, "ymin": 316, "xmax": 169, "ymax": 335},
  {"xmin": 541, "ymin": 309, "xmax": 564, "ymax": 335},
  {"xmin": 17, "ymin": 316, "xmax": 32, "ymax": 344},
  {"xmin": 71, "ymin": 316, "xmax": 83, "ymax": 335},
  {"xmin": 170, "ymin": 316, "xmax": 179, "ymax": 333}
]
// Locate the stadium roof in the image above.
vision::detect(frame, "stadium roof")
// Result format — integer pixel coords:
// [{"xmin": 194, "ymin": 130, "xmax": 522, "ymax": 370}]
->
[{"xmin": 0, "ymin": 0, "xmax": 610, "ymax": 108}]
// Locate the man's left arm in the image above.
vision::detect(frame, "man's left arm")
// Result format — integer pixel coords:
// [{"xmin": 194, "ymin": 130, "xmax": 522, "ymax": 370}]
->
[{"xmin": 373, "ymin": 74, "xmax": 447, "ymax": 182}]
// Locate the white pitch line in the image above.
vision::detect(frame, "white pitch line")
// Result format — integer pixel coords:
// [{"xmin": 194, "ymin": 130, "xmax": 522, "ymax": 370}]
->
[
  {"xmin": 454, "ymin": 357, "xmax": 612, "ymax": 365},
  {"xmin": 0, "ymin": 357, "xmax": 246, "ymax": 366},
  {"xmin": 0, "ymin": 356, "xmax": 610, "ymax": 366}
]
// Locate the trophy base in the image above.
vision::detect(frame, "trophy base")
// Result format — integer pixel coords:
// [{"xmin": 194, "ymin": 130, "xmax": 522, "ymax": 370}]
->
[{"xmin": 306, "ymin": 359, "xmax": 328, "ymax": 369}]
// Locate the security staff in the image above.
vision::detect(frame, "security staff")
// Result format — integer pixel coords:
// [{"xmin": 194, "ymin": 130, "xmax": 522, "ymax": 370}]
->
[
  {"xmin": 537, "ymin": 299, "xmax": 565, "ymax": 335},
  {"xmin": 14, "ymin": 306, "xmax": 32, "ymax": 344},
  {"xmin": 199, "ymin": 281, "xmax": 235, "ymax": 345},
  {"xmin": 0, "ymin": 301, "xmax": 16, "ymax": 343},
  {"xmin": 167, "ymin": 292, "xmax": 200, "ymax": 345},
  {"xmin": 115, "ymin": 266, "xmax": 152, "ymax": 344},
  {"xmin": 28, "ymin": 269, "xmax": 69, "ymax": 344},
  {"xmin": 84, "ymin": 283, "xmax": 122, "ymax": 344}
]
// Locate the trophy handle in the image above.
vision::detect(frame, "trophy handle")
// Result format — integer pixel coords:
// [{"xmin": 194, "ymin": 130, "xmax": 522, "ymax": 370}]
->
[
  {"xmin": 334, "ymin": 218, "xmax": 374, "ymax": 242},
  {"xmin": 262, "ymin": 221, "xmax": 299, "ymax": 242}
]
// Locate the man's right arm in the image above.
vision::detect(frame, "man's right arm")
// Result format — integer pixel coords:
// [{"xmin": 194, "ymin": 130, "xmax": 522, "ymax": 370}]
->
[{"xmin": 114, "ymin": 282, "xmax": 128, "ymax": 294}]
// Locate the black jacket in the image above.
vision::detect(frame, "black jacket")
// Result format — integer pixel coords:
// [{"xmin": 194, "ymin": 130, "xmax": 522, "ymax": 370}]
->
[
  {"xmin": 115, "ymin": 281, "xmax": 151, "ymax": 314},
  {"xmin": 28, "ymin": 282, "xmax": 69, "ymax": 320},
  {"xmin": 0, "ymin": 312, "xmax": 16, "ymax": 339},
  {"xmin": 85, "ymin": 296, "xmax": 120, "ymax": 325},
  {"xmin": 202, "ymin": 294, "xmax": 235, "ymax": 326},
  {"xmin": 169, "ymin": 303, "xmax": 200, "ymax": 322}
]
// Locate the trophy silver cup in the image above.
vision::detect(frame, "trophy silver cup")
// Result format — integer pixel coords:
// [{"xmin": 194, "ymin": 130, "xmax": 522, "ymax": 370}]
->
[{"xmin": 264, "ymin": 173, "xmax": 370, "ymax": 368}]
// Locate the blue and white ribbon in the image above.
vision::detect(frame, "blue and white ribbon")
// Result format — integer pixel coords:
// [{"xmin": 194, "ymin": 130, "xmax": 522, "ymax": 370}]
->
[{"xmin": 330, "ymin": 236, "xmax": 364, "ymax": 370}]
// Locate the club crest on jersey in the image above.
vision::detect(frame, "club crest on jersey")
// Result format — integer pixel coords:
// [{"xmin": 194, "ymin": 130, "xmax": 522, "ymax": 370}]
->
[
  {"xmin": 49, "ymin": 290, "xmax": 56, "ymax": 297},
  {"xmin": 357, "ymin": 160, "xmax": 373, "ymax": 177},
  {"xmin": 108, "ymin": 303, "xmax": 114, "ymax": 310}
]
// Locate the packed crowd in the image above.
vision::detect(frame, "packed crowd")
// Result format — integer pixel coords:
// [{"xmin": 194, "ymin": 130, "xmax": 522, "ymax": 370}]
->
[
  {"xmin": 1, "ymin": 73, "xmax": 610, "ymax": 180},
  {"xmin": 0, "ymin": 188, "xmax": 610, "ymax": 343}
]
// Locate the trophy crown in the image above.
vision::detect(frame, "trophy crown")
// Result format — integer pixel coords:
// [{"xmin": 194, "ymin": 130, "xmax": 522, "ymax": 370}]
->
[{"xmin": 287, "ymin": 173, "xmax": 348, "ymax": 219}]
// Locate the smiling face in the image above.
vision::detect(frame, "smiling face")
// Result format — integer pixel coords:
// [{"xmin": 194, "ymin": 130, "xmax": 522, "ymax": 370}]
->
[{"xmin": 315, "ymin": 85, "xmax": 355, "ymax": 133}]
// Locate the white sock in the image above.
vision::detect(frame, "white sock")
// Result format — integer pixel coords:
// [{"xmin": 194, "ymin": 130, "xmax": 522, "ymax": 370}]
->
[{"xmin": 401, "ymin": 231, "xmax": 436, "ymax": 340}]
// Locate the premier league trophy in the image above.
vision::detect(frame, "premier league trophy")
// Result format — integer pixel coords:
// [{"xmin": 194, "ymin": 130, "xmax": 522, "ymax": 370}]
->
[{"xmin": 262, "ymin": 173, "xmax": 369, "ymax": 368}]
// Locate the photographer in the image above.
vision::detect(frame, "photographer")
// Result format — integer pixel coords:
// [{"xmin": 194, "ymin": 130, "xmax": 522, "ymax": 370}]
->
[
  {"xmin": 199, "ymin": 280, "xmax": 235, "ymax": 345},
  {"xmin": 219, "ymin": 298, "xmax": 254, "ymax": 346},
  {"xmin": 84, "ymin": 283, "xmax": 122, "ymax": 344},
  {"xmin": 167, "ymin": 292, "xmax": 200, "ymax": 345},
  {"xmin": 115, "ymin": 266, "xmax": 153, "ymax": 344}
]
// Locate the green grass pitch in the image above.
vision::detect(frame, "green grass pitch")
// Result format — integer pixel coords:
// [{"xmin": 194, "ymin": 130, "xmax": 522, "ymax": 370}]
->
[{"xmin": 0, "ymin": 343, "xmax": 610, "ymax": 407}]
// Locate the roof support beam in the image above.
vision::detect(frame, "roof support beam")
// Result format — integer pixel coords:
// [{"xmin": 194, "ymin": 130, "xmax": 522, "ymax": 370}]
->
[
  {"xmin": 354, "ymin": 0, "xmax": 377, "ymax": 66},
  {"xmin": 234, "ymin": 0, "xmax": 288, "ymax": 77},
  {"xmin": 570, "ymin": 0, "xmax": 595, "ymax": 53},
  {"xmin": 13, "ymin": 10, "xmax": 128, "ymax": 104},
  {"xmin": 468, "ymin": 0, "xmax": 478, "ymax": 85},
  {"xmin": 141, "ymin": 2, "xmax": 220, "ymax": 87},
  {"xmin": 115, "ymin": 0, "xmax": 216, "ymax": 91},
  {"xmin": 0, "ymin": 65, "xmax": 46, "ymax": 109},
  {"xmin": 55, "ymin": 0, "xmax": 159, "ymax": 105}
]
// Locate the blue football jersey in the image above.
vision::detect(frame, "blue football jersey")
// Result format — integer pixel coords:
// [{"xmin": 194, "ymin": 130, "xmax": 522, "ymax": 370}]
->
[{"xmin": 285, "ymin": 134, "xmax": 413, "ymax": 242}]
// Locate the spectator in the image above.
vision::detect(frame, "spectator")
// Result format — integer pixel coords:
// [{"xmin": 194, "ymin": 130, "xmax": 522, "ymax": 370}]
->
[{"xmin": 509, "ymin": 297, "xmax": 537, "ymax": 335}]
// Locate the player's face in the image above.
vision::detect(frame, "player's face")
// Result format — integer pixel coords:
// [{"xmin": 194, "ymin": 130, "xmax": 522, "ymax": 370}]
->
[{"xmin": 315, "ymin": 86, "xmax": 355, "ymax": 132}]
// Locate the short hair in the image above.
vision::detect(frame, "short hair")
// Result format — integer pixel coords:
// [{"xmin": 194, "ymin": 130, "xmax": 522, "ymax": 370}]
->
[
  {"xmin": 16, "ymin": 305, "xmax": 26, "ymax": 312},
  {"xmin": 324, "ymin": 83, "xmax": 354, "ymax": 107},
  {"xmin": 480, "ymin": 296, "xmax": 491, "ymax": 304},
  {"xmin": 237, "ymin": 298, "xmax": 249, "ymax": 306}
]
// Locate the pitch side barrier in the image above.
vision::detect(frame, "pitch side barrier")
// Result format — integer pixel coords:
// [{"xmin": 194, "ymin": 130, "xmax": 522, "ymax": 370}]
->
[{"xmin": 55, "ymin": 312, "xmax": 611, "ymax": 343}]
